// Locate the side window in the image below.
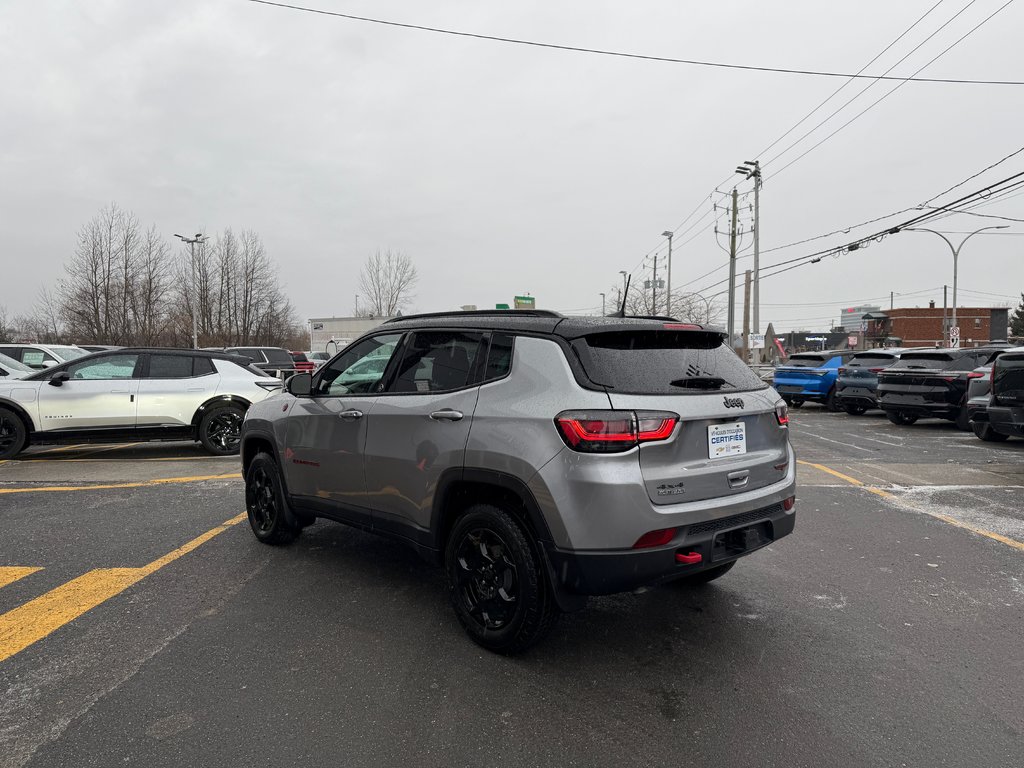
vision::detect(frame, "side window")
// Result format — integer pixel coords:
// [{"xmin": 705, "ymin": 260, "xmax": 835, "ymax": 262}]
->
[
  {"xmin": 234, "ymin": 348, "xmax": 264, "ymax": 364},
  {"xmin": 483, "ymin": 333, "xmax": 514, "ymax": 382},
  {"xmin": 193, "ymin": 356, "xmax": 215, "ymax": 376},
  {"xmin": 315, "ymin": 333, "xmax": 403, "ymax": 396},
  {"xmin": 21, "ymin": 349, "xmax": 46, "ymax": 368},
  {"xmin": 148, "ymin": 355, "xmax": 194, "ymax": 379},
  {"xmin": 65, "ymin": 354, "xmax": 140, "ymax": 380},
  {"xmin": 388, "ymin": 331, "xmax": 484, "ymax": 394}
]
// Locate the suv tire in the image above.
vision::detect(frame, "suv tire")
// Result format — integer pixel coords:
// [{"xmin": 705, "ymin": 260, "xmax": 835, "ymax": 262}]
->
[
  {"xmin": 886, "ymin": 410, "xmax": 918, "ymax": 426},
  {"xmin": 844, "ymin": 403, "xmax": 868, "ymax": 416},
  {"xmin": 671, "ymin": 561, "xmax": 735, "ymax": 586},
  {"xmin": 198, "ymin": 403, "xmax": 246, "ymax": 455},
  {"xmin": 245, "ymin": 453, "xmax": 300, "ymax": 545},
  {"xmin": 825, "ymin": 387, "xmax": 840, "ymax": 412},
  {"xmin": 0, "ymin": 407, "xmax": 27, "ymax": 460},
  {"xmin": 954, "ymin": 405, "xmax": 971, "ymax": 432},
  {"xmin": 973, "ymin": 422, "xmax": 1009, "ymax": 442},
  {"xmin": 445, "ymin": 504, "xmax": 559, "ymax": 654}
]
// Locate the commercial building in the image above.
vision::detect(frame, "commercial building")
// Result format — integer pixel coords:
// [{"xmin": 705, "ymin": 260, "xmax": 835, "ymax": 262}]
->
[
  {"xmin": 863, "ymin": 304, "xmax": 1009, "ymax": 348},
  {"xmin": 307, "ymin": 315, "xmax": 395, "ymax": 352},
  {"xmin": 838, "ymin": 305, "xmax": 881, "ymax": 331}
]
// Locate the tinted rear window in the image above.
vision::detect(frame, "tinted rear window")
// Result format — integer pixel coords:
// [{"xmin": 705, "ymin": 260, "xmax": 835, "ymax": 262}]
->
[
  {"xmin": 263, "ymin": 348, "xmax": 293, "ymax": 364},
  {"xmin": 896, "ymin": 353, "xmax": 956, "ymax": 370},
  {"xmin": 290, "ymin": 352, "xmax": 308, "ymax": 363},
  {"xmin": 785, "ymin": 355, "xmax": 828, "ymax": 367},
  {"xmin": 847, "ymin": 354, "xmax": 896, "ymax": 367},
  {"xmin": 149, "ymin": 355, "xmax": 194, "ymax": 379},
  {"xmin": 573, "ymin": 331, "xmax": 764, "ymax": 394},
  {"xmin": 994, "ymin": 354, "xmax": 1024, "ymax": 402}
]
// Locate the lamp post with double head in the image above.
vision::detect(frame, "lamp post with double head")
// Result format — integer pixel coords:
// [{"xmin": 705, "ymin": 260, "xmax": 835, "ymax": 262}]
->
[
  {"xmin": 905, "ymin": 225, "xmax": 1007, "ymax": 346},
  {"xmin": 174, "ymin": 233, "xmax": 207, "ymax": 349}
]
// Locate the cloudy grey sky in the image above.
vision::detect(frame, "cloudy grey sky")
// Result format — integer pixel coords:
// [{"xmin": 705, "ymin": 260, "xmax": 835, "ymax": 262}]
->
[{"xmin": 2, "ymin": 0, "xmax": 1022, "ymax": 332}]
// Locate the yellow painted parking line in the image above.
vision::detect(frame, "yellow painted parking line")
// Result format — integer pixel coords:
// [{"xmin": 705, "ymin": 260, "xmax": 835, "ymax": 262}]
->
[
  {"xmin": 27, "ymin": 444, "xmax": 92, "ymax": 456},
  {"xmin": 0, "ymin": 512, "xmax": 247, "ymax": 663},
  {"xmin": 796, "ymin": 459, "xmax": 1024, "ymax": 552},
  {"xmin": 0, "ymin": 567, "xmax": 42, "ymax": 590},
  {"xmin": 0, "ymin": 472, "xmax": 241, "ymax": 495},
  {"xmin": 19, "ymin": 455, "xmax": 232, "ymax": 464}
]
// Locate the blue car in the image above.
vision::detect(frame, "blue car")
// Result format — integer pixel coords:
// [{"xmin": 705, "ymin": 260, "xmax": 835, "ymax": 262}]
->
[{"xmin": 773, "ymin": 350, "xmax": 856, "ymax": 411}]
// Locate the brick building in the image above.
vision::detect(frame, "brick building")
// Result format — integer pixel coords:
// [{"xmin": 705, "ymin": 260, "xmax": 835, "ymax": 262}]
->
[{"xmin": 863, "ymin": 305, "xmax": 1009, "ymax": 348}]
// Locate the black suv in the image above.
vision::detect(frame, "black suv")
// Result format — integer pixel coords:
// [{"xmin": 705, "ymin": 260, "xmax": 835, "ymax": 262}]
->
[
  {"xmin": 222, "ymin": 346, "xmax": 298, "ymax": 379},
  {"xmin": 877, "ymin": 345, "xmax": 1011, "ymax": 429},
  {"xmin": 834, "ymin": 348, "xmax": 909, "ymax": 415},
  {"xmin": 972, "ymin": 349, "xmax": 1024, "ymax": 440}
]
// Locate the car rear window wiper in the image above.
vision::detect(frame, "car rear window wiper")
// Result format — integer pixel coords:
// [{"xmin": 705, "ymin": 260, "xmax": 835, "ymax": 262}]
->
[{"xmin": 669, "ymin": 376, "xmax": 726, "ymax": 389}]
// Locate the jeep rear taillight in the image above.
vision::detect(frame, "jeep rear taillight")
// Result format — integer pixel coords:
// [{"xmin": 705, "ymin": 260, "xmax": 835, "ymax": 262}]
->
[
  {"xmin": 775, "ymin": 402, "xmax": 789, "ymax": 427},
  {"xmin": 633, "ymin": 528, "xmax": 677, "ymax": 549},
  {"xmin": 554, "ymin": 410, "xmax": 678, "ymax": 453}
]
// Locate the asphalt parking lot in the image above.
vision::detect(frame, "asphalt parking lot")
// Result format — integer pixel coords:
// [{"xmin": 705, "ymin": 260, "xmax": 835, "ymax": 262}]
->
[{"xmin": 1, "ymin": 410, "xmax": 1021, "ymax": 768}]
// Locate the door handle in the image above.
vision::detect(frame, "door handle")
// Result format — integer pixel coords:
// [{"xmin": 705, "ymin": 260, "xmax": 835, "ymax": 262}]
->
[
  {"xmin": 338, "ymin": 409, "xmax": 364, "ymax": 421},
  {"xmin": 430, "ymin": 409, "xmax": 464, "ymax": 422}
]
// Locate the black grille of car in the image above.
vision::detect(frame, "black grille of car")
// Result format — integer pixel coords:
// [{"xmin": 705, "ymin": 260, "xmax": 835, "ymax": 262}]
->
[{"xmin": 686, "ymin": 503, "xmax": 784, "ymax": 537}]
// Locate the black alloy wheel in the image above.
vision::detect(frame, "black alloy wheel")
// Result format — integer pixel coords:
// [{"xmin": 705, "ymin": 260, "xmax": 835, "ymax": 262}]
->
[
  {"xmin": 845, "ymin": 403, "xmax": 868, "ymax": 416},
  {"xmin": 886, "ymin": 410, "xmax": 918, "ymax": 426},
  {"xmin": 445, "ymin": 504, "xmax": 558, "ymax": 654},
  {"xmin": 245, "ymin": 453, "xmax": 299, "ymax": 545},
  {"xmin": 973, "ymin": 422, "xmax": 1009, "ymax": 442},
  {"xmin": 199, "ymin": 405, "xmax": 245, "ymax": 455},
  {"xmin": 0, "ymin": 407, "xmax": 27, "ymax": 460}
]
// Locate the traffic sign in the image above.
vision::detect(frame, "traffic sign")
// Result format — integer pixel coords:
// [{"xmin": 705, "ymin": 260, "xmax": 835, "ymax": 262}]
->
[{"xmin": 949, "ymin": 326, "xmax": 960, "ymax": 348}]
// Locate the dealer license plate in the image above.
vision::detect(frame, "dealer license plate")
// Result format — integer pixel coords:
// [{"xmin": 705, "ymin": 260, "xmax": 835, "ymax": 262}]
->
[{"xmin": 708, "ymin": 421, "xmax": 747, "ymax": 459}]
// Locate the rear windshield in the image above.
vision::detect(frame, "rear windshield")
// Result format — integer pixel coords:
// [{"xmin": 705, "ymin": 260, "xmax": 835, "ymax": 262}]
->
[
  {"xmin": 0, "ymin": 353, "xmax": 34, "ymax": 373},
  {"xmin": 846, "ymin": 354, "xmax": 896, "ymax": 367},
  {"xmin": 263, "ymin": 348, "xmax": 293, "ymax": 364},
  {"xmin": 50, "ymin": 345, "xmax": 89, "ymax": 361},
  {"xmin": 290, "ymin": 352, "xmax": 309, "ymax": 362},
  {"xmin": 896, "ymin": 352, "xmax": 956, "ymax": 370},
  {"xmin": 572, "ymin": 331, "xmax": 765, "ymax": 394},
  {"xmin": 994, "ymin": 354, "xmax": 1024, "ymax": 402},
  {"xmin": 785, "ymin": 354, "xmax": 828, "ymax": 367}
]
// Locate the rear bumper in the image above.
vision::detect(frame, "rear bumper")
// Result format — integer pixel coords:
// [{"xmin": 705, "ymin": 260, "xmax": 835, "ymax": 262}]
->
[
  {"xmin": 775, "ymin": 381, "xmax": 829, "ymax": 400},
  {"xmin": 543, "ymin": 502, "xmax": 795, "ymax": 596},
  {"xmin": 877, "ymin": 396, "xmax": 956, "ymax": 418},
  {"xmin": 987, "ymin": 405, "xmax": 1024, "ymax": 437},
  {"xmin": 835, "ymin": 385, "xmax": 878, "ymax": 408}
]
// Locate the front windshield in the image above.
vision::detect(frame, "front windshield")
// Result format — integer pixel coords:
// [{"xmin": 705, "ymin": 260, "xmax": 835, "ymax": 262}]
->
[
  {"xmin": 50, "ymin": 346, "xmax": 89, "ymax": 361},
  {"xmin": 0, "ymin": 353, "xmax": 34, "ymax": 373}
]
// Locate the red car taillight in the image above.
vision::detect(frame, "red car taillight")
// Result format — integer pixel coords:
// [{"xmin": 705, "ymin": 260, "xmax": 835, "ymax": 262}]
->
[
  {"xmin": 775, "ymin": 402, "xmax": 789, "ymax": 426},
  {"xmin": 967, "ymin": 371, "xmax": 985, "ymax": 380},
  {"xmin": 554, "ymin": 410, "xmax": 678, "ymax": 453}
]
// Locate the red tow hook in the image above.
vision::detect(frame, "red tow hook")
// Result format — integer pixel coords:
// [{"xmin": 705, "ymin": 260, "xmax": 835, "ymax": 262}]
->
[{"xmin": 675, "ymin": 551, "xmax": 702, "ymax": 565}]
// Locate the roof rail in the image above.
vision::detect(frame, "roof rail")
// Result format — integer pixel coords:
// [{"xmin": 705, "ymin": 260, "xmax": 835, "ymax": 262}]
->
[{"xmin": 384, "ymin": 309, "xmax": 563, "ymax": 323}]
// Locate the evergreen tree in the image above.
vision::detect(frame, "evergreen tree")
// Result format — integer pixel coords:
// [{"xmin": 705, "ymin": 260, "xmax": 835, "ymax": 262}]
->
[{"xmin": 1012, "ymin": 293, "xmax": 1024, "ymax": 337}]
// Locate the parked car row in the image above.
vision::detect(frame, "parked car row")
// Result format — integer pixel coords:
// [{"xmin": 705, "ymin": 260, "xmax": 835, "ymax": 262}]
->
[
  {"xmin": 967, "ymin": 348, "xmax": 1024, "ymax": 442},
  {"xmin": 773, "ymin": 343, "xmax": 1021, "ymax": 442},
  {"xmin": 0, "ymin": 347, "xmax": 282, "ymax": 459}
]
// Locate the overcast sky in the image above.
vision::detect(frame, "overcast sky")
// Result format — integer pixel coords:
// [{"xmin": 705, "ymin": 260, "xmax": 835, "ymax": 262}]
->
[{"xmin": 2, "ymin": 0, "xmax": 1022, "ymax": 333}]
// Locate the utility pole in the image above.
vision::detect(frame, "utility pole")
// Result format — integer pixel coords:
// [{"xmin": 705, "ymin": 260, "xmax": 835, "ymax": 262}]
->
[
  {"xmin": 727, "ymin": 188, "xmax": 739, "ymax": 346},
  {"xmin": 661, "ymin": 231, "xmax": 673, "ymax": 317},
  {"xmin": 890, "ymin": 291, "xmax": 894, "ymax": 310},
  {"xmin": 742, "ymin": 269, "xmax": 752, "ymax": 362},
  {"xmin": 651, "ymin": 252, "xmax": 658, "ymax": 315},
  {"xmin": 174, "ymin": 233, "xmax": 207, "ymax": 349},
  {"xmin": 736, "ymin": 160, "xmax": 762, "ymax": 360},
  {"xmin": 600, "ymin": 292, "xmax": 606, "ymax": 317}
]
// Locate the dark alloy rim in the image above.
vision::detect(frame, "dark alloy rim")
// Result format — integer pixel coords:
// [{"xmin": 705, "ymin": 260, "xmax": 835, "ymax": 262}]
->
[
  {"xmin": 248, "ymin": 465, "xmax": 277, "ymax": 533},
  {"xmin": 207, "ymin": 409, "xmax": 242, "ymax": 451},
  {"xmin": 0, "ymin": 413, "xmax": 19, "ymax": 453},
  {"xmin": 454, "ymin": 527, "xmax": 520, "ymax": 630}
]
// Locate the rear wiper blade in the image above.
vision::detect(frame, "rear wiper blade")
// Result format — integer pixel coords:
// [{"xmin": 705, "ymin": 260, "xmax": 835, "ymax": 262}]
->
[{"xmin": 670, "ymin": 376, "xmax": 726, "ymax": 389}]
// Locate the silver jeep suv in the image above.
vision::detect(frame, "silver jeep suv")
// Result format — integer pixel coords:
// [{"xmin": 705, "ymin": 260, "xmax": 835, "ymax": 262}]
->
[{"xmin": 240, "ymin": 311, "xmax": 796, "ymax": 653}]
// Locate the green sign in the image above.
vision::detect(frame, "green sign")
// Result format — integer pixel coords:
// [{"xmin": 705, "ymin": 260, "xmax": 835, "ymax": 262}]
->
[
  {"xmin": 514, "ymin": 295, "xmax": 535, "ymax": 309},
  {"xmin": 495, "ymin": 303, "xmax": 510, "ymax": 310}
]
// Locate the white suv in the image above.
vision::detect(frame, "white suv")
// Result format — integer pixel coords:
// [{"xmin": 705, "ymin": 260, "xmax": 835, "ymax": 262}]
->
[
  {"xmin": 0, "ymin": 348, "xmax": 282, "ymax": 459},
  {"xmin": 0, "ymin": 343, "xmax": 90, "ymax": 370}
]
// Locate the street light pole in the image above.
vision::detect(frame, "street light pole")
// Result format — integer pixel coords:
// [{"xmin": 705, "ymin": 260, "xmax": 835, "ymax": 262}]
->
[
  {"xmin": 600, "ymin": 292, "xmax": 606, "ymax": 317},
  {"xmin": 174, "ymin": 233, "xmax": 207, "ymax": 349},
  {"xmin": 905, "ymin": 225, "xmax": 1007, "ymax": 346},
  {"xmin": 661, "ymin": 231, "xmax": 673, "ymax": 317}
]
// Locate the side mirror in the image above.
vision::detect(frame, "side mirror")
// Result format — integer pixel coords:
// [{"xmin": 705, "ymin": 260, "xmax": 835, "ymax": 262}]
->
[
  {"xmin": 41, "ymin": 360, "xmax": 58, "ymax": 368},
  {"xmin": 49, "ymin": 371, "xmax": 71, "ymax": 387},
  {"xmin": 286, "ymin": 372, "xmax": 312, "ymax": 396}
]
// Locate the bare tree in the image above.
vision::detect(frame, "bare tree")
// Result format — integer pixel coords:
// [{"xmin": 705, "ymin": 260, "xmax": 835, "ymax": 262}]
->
[
  {"xmin": 0, "ymin": 306, "xmax": 11, "ymax": 343},
  {"xmin": 617, "ymin": 282, "xmax": 724, "ymax": 326},
  {"xmin": 358, "ymin": 249, "xmax": 418, "ymax": 317}
]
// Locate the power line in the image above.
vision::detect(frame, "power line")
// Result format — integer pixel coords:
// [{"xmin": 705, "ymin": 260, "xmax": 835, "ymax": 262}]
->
[
  {"xmin": 920, "ymin": 145, "xmax": 1024, "ymax": 206},
  {"xmin": 754, "ymin": 0, "xmax": 952, "ymax": 163},
  {"xmin": 764, "ymin": 0, "xmax": 1015, "ymax": 180},
  {"xmin": 243, "ymin": 0, "xmax": 1024, "ymax": 85}
]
